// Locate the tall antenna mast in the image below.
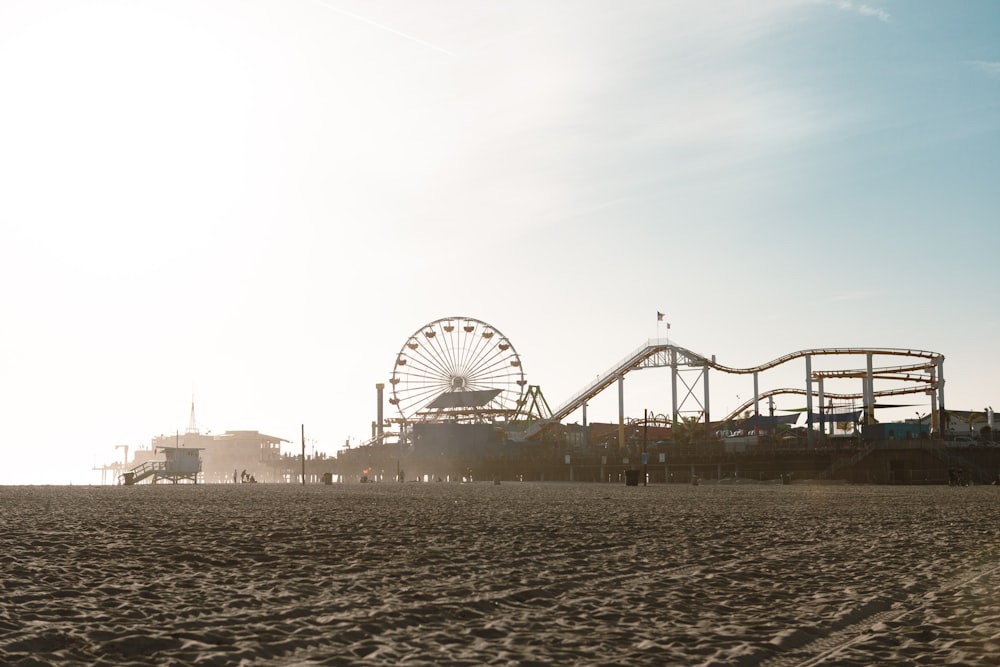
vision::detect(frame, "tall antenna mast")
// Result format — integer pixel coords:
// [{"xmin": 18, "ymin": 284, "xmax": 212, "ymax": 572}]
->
[{"xmin": 186, "ymin": 396, "xmax": 199, "ymax": 435}]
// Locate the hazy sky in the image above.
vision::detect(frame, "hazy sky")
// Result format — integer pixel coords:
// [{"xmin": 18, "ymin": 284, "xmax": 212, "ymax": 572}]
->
[{"xmin": 1, "ymin": 1, "xmax": 997, "ymax": 484}]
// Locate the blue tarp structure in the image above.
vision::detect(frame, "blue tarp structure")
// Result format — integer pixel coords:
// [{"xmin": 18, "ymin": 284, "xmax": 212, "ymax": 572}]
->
[{"xmin": 808, "ymin": 410, "xmax": 863, "ymax": 423}]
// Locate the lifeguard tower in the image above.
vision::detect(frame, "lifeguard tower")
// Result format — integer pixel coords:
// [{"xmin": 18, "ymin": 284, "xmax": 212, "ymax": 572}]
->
[{"xmin": 121, "ymin": 446, "xmax": 203, "ymax": 485}]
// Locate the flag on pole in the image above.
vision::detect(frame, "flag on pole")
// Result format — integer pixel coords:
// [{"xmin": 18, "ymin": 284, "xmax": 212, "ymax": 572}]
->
[{"xmin": 656, "ymin": 311, "xmax": 664, "ymax": 321}]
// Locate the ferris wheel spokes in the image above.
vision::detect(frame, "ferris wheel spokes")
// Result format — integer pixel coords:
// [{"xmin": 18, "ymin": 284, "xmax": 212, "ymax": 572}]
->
[{"xmin": 389, "ymin": 316, "xmax": 526, "ymax": 423}]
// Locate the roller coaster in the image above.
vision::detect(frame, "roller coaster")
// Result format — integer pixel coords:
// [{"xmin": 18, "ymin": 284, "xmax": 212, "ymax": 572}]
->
[
  {"xmin": 333, "ymin": 319, "xmax": 961, "ymax": 484},
  {"xmin": 523, "ymin": 339, "xmax": 945, "ymax": 445},
  {"xmin": 378, "ymin": 316, "xmax": 945, "ymax": 448}
]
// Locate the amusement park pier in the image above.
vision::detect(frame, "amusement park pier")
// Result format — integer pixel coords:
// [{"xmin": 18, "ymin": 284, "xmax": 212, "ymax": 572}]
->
[{"xmin": 103, "ymin": 316, "xmax": 998, "ymax": 486}]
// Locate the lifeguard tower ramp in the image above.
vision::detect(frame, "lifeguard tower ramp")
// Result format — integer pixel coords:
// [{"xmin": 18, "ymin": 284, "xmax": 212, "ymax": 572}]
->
[{"xmin": 121, "ymin": 447, "xmax": 203, "ymax": 485}]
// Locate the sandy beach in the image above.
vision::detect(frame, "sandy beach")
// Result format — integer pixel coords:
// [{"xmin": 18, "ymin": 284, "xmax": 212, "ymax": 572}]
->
[{"xmin": 2, "ymin": 481, "xmax": 999, "ymax": 666}]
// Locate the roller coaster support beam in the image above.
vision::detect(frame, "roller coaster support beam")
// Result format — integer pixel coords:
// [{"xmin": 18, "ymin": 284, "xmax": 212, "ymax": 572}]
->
[
  {"xmin": 865, "ymin": 352, "xmax": 875, "ymax": 425},
  {"xmin": 671, "ymin": 348, "xmax": 679, "ymax": 431},
  {"xmin": 582, "ymin": 400, "xmax": 588, "ymax": 450},
  {"xmin": 936, "ymin": 357, "xmax": 946, "ymax": 437},
  {"xmin": 618, "ymin": 376, "xmax": 625, "ymax": 453},
  {"xmin": 703, "ymin": 358, "xmax": 711, "ymax": 426},
  {"xmin": 805, "ymin": 355, "xmax": 814, "ymax": 446},
  {"xmin": 753, "ymin": 372, "xmax": 760, "ymax": 427},
  {"xmin": 817, "ymin": 377, "xmax": 825, "ymax": 436},
  {"xmin": 930, "ymin": 391, "xmax": 939, "ymax": 436}
]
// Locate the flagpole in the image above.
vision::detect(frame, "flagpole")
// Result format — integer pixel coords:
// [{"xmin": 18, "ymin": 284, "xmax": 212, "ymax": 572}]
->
[{"xmin": 657, "ymin": 311, "xmax": 670, "ymax": 344}]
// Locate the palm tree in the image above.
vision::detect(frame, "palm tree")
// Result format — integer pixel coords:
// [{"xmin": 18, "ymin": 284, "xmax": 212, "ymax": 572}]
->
[
  {"xmin": 676, "ymin": 415, "xmax": 703, "ymax": 445},
  {"xmin": 967, "ymin": 412, "xmax": 982, "ymax": 437}
]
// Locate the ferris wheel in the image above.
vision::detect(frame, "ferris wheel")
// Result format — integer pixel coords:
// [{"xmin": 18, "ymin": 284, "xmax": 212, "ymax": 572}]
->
[{"xmin": 389, "ymin": 316, "xmax": 526, "ymax": 423}]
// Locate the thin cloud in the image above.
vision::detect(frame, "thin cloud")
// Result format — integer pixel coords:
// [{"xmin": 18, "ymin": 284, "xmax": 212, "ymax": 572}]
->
[
  {"xmin": 967, "ymin": 60, "xmax": 1000, "ymax": 77},
  {"xmin": 855, "ymin": 4, "xmax": 890, "ymax": 22},
  {"xmin": 307, "ymin": 0, "xmax": 457, "ymax": 58},
  {"xmin": 817, "ymin": 1, "xmax": 891, "ymax": 23}
]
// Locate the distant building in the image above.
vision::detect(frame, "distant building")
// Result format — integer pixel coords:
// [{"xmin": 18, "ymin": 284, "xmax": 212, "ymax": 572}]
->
[
  {"xmin": 860, "ymin": 409, "xmax": 993, "ymax": 441},
  {"xmin": 940, "ymin": 409, "xmax": 994, "ymax": 438},
  {"xmin": 148, "ymin": 430, "xmax": 290, "ymax": 483}
]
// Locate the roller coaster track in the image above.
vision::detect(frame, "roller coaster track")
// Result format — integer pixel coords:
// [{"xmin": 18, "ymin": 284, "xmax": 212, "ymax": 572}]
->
[
  {"xmin": 725, "ymin": 386, "xmax": 934, "ymax": 426},
  {"xmin": 522, "ymin": 341, "xmax": 943, "ymax": 439},
  {"xmin": 682, "ymin": 345, "xmax": 941, "ymax": 376}
]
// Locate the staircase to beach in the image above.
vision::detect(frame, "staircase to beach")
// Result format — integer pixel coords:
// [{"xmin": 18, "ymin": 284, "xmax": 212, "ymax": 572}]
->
[
  {"xmin": 921, "ymin": 441, "xmax": 995, "ymax": 484},
  {"xmin": 822, "ymin": 440, "xmax": 995, "ymax": 484},
  {"xmin": 821, "ymin": 444, "xmax": 875, "ymax": 479}
]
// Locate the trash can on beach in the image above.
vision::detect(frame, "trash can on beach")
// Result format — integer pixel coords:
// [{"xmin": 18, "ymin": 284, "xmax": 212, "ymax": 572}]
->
[{"xmin": 624, "ymin": 470, "xmax": 640, "ymax": 486}]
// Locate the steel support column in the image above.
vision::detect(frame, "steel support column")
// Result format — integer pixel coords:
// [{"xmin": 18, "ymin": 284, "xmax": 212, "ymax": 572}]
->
[
  {"xmin": 937, "ymin": 356, "xmax": 946, "ymax": 436},
  {"xmin": 817, "ymin": 378, "xmax": 825, "ymax": 436},
  {"xmin": 703, "ymin": 359, "xmax": 711, "ymax": 426},
  {"xmin": 617, "ymin": 375, "xmax": 625, "ymax": 452},
  {"xmin": 671, "ymin": 348, "xmax": 679, "ymax": 431},
  {"xmin": 805, "ymin": 354, "xmax": 813, "ymax": 446},
  {"xmin": 866, "ymin": 352, "xmax": 875, "ymax": 425},
  {"xmin": 753, "ymin": 372, "xmax": 759, "ymax": 423}
]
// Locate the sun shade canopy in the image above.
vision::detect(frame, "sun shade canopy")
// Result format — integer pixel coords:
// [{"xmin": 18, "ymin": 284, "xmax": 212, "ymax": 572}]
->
[{"xmin": 426, "ymin": 388, "xmax": 503, "ymax": 410}]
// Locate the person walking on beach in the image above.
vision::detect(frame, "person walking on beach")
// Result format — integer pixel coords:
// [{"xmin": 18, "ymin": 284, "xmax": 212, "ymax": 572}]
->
[{"xmin": 233, "ymin": 469, "xmax": 237, "ymax": 484}]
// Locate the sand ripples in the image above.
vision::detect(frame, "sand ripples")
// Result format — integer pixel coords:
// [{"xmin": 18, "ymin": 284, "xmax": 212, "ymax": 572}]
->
[{"xmin": 2, "ymin": 482, "xmax": 999, "ymax": 665}]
